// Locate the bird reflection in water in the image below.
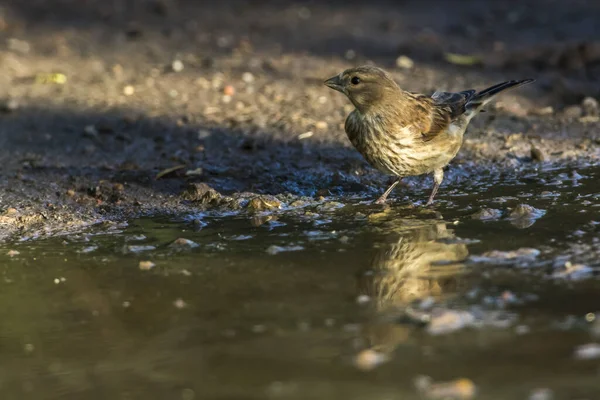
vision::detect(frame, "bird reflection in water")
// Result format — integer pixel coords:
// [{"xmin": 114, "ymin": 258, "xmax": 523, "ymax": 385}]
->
[{"xmin": 356, "ymin": 218, "xmax": 469, "ymax": 361}]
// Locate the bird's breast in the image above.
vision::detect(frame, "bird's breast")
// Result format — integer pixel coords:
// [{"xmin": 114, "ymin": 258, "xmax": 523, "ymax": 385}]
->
[{"xmin": 345, "ymin": 111, "xmax": 463, "ymax": 177}]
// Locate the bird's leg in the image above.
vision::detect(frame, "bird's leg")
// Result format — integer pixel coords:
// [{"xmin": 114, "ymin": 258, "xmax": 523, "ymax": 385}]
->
[
  {"xmin": 426, "ymin": 169, "xmax": 444, "ymax": 206},
  {"xmin": 374, "ymin": 177, "xmax": 402, "ymax": 205}
]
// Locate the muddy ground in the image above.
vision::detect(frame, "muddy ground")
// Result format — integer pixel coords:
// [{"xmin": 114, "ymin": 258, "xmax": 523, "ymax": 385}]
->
[{"xmin": 0, "ymin": 0, "xmax": 599, "ymax": 241}]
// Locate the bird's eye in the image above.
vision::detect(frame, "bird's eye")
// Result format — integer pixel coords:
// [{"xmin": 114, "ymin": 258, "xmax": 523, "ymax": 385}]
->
[{"xmin": 351, "ymin": 76, "xmax": 361, "ymax": 85}]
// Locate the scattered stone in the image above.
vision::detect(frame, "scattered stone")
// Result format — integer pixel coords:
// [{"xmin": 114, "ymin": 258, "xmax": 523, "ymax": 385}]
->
[
  {"xmin": 0, "ymin": 98, "xmax": 20, "ymax": 113},
  {"xmin": 396, "ymin": 55, "xmax": 414, "ymax": 69},
  {"xmin": 508, "ymin": 204, "xmax": 546, "ymax": 228},
  {"xmin": 171, "ymin": 59, "xmax": 184, "ymax": 72},
  {"xmin": 169, "ymin": 238, "xmax": 199, "ymax": 249},
  {"xmin": 138, "ymin": 260, "xmax": 155, "ymax": 270},
  {"xmin": 574, "ymin": 343, "xmax": 600, "ymax": 360},
  {"xmin": 173, "ymin": 298, "xmax": 187, "ymax": 309},
  {"xmin": 123, "ymin": 85, "xmax": 135, "ymax": 96},
  {"xmin": 247, "ymin": 196, "xmax": 282, "ymax": 212},
  {"xmin": 426, "ymin": 308, "xmax": 475, "ymax": 335},
  {"xmin": 530, "ymin": 106, "xmax": 554, "ymax": 116},
  {"xmin": 317, "ymin": 201, "xmax": 345, "ymax": 211},
  {"xmin": 7, "ymin": 38, "xmax": 31, "ymax": 54},
  {"xmin": 470, "ymin": 208, "xmax": 502, "ymax": 221},
  {"xmin": 530, "ymin": 145, "xmax": 547, "ymax": 162},
  {"xmin": 265, "ymin": 245, "xmax": 304, "ymax": 255},
  {"xmin": 6, "ymin": 250, "xmax": 19, "ymax": 257},
  {"xmin": 182, "ymin": 183, "xmax": 222, "ymax": 205},
  {"xmin": 241, "ymin": 72, "xmax": 255, "ymax": 83},
  {"xmin": 562, "ymin": 105, "xmax": 583, "ymax": 119},
  {"xmin": 354, "ymin": 349, "xmax": 389, "ymax": 371},
  {"xmin": 315, "ymin": 121, "xmax": 328, "ymax": 130},
  {"xmin": 582, "ymin": 96, "xmax": 599, "ymax": 117}
]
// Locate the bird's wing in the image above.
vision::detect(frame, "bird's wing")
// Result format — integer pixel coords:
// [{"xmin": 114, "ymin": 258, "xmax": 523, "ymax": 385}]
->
[{"xmin": 418, "ymin": 90, "xmax": 475, "ymax": 141}]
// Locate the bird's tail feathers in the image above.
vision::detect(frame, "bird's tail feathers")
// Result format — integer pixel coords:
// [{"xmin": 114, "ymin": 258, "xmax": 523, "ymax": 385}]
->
[{"xmin": 465, "ymin": 79, "xmax": 534, "ymax": 117}]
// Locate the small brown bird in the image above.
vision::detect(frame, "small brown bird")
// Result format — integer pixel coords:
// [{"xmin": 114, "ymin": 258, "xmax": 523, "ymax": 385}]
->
[{"xmin": 324, "ymin": 66, "xmax": 534, "ymax": 205}]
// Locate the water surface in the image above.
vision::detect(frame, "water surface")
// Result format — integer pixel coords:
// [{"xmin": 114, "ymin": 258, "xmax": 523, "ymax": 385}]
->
[{"xmin": 1, "ymin": 165, "xmax": 600, "ymax": 399}]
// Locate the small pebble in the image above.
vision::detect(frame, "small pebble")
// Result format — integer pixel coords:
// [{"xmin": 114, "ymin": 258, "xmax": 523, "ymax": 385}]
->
[
  {"xmin": 354, "ymin": 349, "xmax": 389, "ymax": 371},
  {"xmin": 6, "ymin": 250, "xmax": 20, "ymax": 257},
  {"xmin": 173, "ymin": 298, "xmax": 187, "ymax": 309},
  {"xmin": 138, "ymin": 260, "xmax": 156, "ymax": 270},
  {"xmin": 427, "ymin": 309, "xmax": 475, "ymax": 335},
  {"xmin": 471, "ymin": 208, "xmax": 502, "ymax": 221},
  {"xmin": 123, "ymin": 85, "xmax": 135, "ymax": 96},
  {"xmin": 241, "ymin": 72, "xmax": 254, "ymax": 83},
  {"xmin": 529, "ymin": 388, "xmax": 553, "ymax": 400},
  {"xmin": 171, "ymin": 59, "xmax": 184, "ymax": 72},
  {"xmin": 582, "ymin": 96, "xmax": 599, "ymax": 117},
  {"xmin": 396, "ymin": 55, "xmax": 415, "ymax": 69},
  {"xmin": 223, "ymin": 85, "xmax": 235, "ymax": 96},
  {"xmin": 356, "ymin": 295, "xmax": 371, "ymax": 305}
]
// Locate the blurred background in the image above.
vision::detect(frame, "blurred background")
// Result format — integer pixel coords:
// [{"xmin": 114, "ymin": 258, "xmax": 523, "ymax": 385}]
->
[{"xmin": 0, "ymin": 0, "xmax": 598, "ymax": 236}]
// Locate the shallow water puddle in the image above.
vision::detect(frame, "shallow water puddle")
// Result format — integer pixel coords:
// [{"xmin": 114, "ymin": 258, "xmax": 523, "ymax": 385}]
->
[{"xmin": 1, "ymin": 165, "xmax": 600, "ymax": 399}]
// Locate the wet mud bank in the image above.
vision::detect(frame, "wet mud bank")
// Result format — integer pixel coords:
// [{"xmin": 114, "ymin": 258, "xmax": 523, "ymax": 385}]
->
[{"xmin": 0, "ymin": 0, "xmax": 600, "ymax": 241}]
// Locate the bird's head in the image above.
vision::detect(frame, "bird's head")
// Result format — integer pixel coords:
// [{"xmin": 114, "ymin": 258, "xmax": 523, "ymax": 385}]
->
[{"xmin": 324, "ymin": 66, "xmax": 400, "ymax": 113}]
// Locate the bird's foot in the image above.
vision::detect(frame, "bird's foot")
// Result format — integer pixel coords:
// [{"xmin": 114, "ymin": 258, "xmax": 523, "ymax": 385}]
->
[{"xmin": 373, "ymin": 196, "xmax": 388, "ymax": 205}]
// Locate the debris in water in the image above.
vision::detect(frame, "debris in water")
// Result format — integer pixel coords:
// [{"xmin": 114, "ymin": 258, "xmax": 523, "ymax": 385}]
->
[
  {"xmin": 354, "ymin": 349, "xmax": 389, "ymax": 371},
  {"xmin": 6, "ymin": 250, "xmax": 20, "ymax": 257},
  {"xmin": 426, "ymin": 308, "xmax": 475, "ymax": 335},
  {"xmin": 552, "ymin": 262, "xmax": 594, "ymax": 281},
  {"xmin": 470, "ymin": 208, "xmax": 502, "ymax": 221},
  {"xmin": 173, "ymin": 298, "xmax": 187, "ymax": 309},
  {"xmin": 138, "ymin": 260, "xmax": 156, "ymax": 270},
  {"xmin": 126, "ymin": 245, "xmax": 156, "ymax": 253},
  {"xmin": 35, "ymin": 73, "xmax": 67, "ymax": 84},
  {"xmin": 356, "ymin": 295, "xmax": 371, "ymax": 305},
  {"xmin": 574, "ymin": 343, "xmax": 600, "ymax": 360},
  {"xmin": 469, "ymin": 248, "xmax": 540, "ymax": 265},
  {"xmin": 444, "ymin": 52, "xmax": 482, "ymax": 66},
  {"xmin": 77, "ymin": 246, "xmax": 98, "ymax": 254},
  {"xmin": 415, "ymin": 375, "xmax": 476, "ymax": 399},
  {"xmin": 529, "ymin": 388, "xmax": 554, "ymax": 400},
  {"xmin": 156, "ymin": 165, "xmax": 186, "ymax": 179},
  {"xmin": 169, "ymin": 238, "xmax": 199, "ymax": 249},
  {"xmin": 266, "ymin": 245, "xmax": 304, "ymax": 255}
]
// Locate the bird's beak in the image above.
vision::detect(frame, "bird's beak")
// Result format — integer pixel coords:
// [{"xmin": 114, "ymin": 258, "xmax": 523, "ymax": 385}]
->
[{"xmin": 324, "ymin": 74, "xmax": 344, "ymax": 93}]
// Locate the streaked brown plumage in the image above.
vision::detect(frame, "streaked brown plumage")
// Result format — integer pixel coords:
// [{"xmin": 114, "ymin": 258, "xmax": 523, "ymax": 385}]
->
[{"xmin": 324, "ymin": 66, "xmax": 534, "ymax": 205}]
